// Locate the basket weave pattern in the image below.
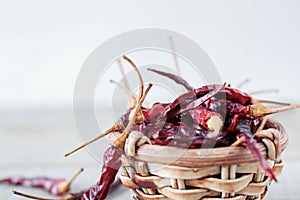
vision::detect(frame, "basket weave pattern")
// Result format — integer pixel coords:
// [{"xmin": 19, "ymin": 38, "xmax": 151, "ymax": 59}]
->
[{"xmin": 112, "ymin": 120, "xmax": 287, "ymax": 200}]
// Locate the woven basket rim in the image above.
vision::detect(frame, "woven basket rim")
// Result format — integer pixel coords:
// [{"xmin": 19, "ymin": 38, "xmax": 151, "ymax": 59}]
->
[{"xmin": 119, "ymin": 119, "xmax": 287, "ymax": 168}]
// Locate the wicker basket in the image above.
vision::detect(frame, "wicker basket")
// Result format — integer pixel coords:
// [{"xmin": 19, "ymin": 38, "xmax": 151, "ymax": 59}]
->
[{"xmin": 110, "ymin": 119, "xmax": 288, "ymax": 200}]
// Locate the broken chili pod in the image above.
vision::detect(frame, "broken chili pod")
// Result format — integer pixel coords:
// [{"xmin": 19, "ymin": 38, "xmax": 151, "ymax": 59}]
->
[{"xmin": 188, "ymin": 107, "xmax": 223, "ymax": 138}]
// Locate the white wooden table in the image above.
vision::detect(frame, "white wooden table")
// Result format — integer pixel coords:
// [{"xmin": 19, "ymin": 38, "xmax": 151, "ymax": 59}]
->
[{"xmin": 1, "ymin": 108, "xmax": 300, "ymax": 199}]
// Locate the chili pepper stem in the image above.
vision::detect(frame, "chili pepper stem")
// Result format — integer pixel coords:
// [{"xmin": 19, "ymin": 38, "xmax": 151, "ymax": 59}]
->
[
  {"xmin": 117, "ymin": 59, "xmax": 132, "ymax": 98},
  {"xmin": 250, "ymin": 89, "xmax": 279, "ymax": 95},
  {"xmin": 256, "ymin": 117, "xmax": 268, "ymax": 133},
  {"xmin": 110, "ymin": 79, "xmax": 152, "ymax": 108},
  {"xmin": 147, "ymin": 68, "xmax": 193, "ymax": 91},
  {"xmin": 123, "ymin": 55, "xmax": 145, "ymax": 123},
  {"xmin": 251, "ymin": 103, "xmax": 300, "ymax": 117},
  {"xmin": 236, "ymin": 78, "xmax": 250, "ymax": 88},
  {"xmin": 231, "ymin": 136, "xmax": 246, "ymax": 147},
  {"xmin": 114, "ymin": 83, "xmax": 152, "ymax": 149},
  {"xmin": 109, "ymin": 79, "xmax": 131, "ymax": 97},
  {"xmin": 253, "ymin": 99, "xmax": 290, "ymax": 106},
  {"xmin": 64, "ymin": 122, "xmax": 122, "ymax": 157},
  {"xmin": 169, "ymin": 35, "xmax": 181, "ymax": 76},
  {"xmin": 110, "ymin": 79, "xmax": 136, "ymax": 102},
  {"xmin": 13, "ymin": 190, "xmax": 70, "ymax": 200},
  {"xmin": 122, "ymin": 55, "xmax": 144, "ymax": 101},
  {"xmin": 58, "ymin": 168, "xmax": 84, "ymax": 194},
  {"xmin": 110, "ymin": 79, "xmax": 139, "ymax": 108},
  {"xmin": 231, "ymin": 117, "xmax": 268, "ymax": 147}
]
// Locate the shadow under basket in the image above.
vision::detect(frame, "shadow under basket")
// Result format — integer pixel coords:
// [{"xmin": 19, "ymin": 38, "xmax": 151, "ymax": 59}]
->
[{"xmin": 110, "ymin": 119, "xmax": 288, "ymax": 200}]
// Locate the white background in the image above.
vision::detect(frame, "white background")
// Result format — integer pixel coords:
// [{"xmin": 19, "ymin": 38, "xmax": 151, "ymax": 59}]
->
[{"xmin": 1, "ymin": 0, "xmax": 300, "ymax": 109}]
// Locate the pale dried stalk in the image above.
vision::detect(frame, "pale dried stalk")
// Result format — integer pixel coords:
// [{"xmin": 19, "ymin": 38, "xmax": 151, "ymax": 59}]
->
[{"xmin": 114, "ymin": 83, "xmax": 152, "ymax": 149}]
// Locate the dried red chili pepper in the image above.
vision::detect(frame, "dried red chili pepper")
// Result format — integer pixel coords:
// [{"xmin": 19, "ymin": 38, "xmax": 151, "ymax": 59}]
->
[
  {"xmin": 81, "ymin": 146, "xmax": 123, "ymax": 200},
  {"xmin": 187, "ymin": 107, "xmax": 223, "ymax": 138},
  {"xmin": 236, "ymin": 122, "xmax": 277, "ymax": 182},
  {"xmin": 148, "ymin": 68, "xmax": 194, "ymax": 91},
  {"xmin": 205, "ymin": 99, "xmax": 300, "ymax": 118},
  {"xmin": 63, "ymin": 93, "xmax": 296, "ymax": 197},
  {"xmin": 224, "ymin": 114, "xmax": 239, "ymax": 132},
  {"xmin": 162, "ymin": 84, "xmax": 225, "ymax": 119},
  {"xmin": 143, "ymin": 84, "xmax": 225, "ymax": 140},
  {"xmin": 1, "ymin": 168, "xmax": 83, "ymax": 196}
]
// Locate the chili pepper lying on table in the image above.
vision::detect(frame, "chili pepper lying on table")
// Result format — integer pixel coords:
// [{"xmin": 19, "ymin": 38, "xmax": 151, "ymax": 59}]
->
[
  {"xmin": 13, "ymin": 59, "xmax": 300, "ymax": 200},
  {"xmin": 1, "ymin": 168, "xmax": 83, "ymax": 196}
]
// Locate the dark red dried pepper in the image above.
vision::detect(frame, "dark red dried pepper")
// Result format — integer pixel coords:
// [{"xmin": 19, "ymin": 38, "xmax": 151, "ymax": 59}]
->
[
  {"xmin": 1, "ymin": 177, "xmax": 66, "ymax": 195},
  {"xmin": 1, "ymin": 168, "xmax": 83, "ymax": 196},
  {"xmin": 236, "ymin": 122, "xmax": 277, "ymax": 181},
  {"xmin": 161, "ymin": 84, "xmax": 225, "ymax": 120},
  {"xmin": 81, "ymin": 146, "xmax": 123, "ymax": 200},
  {"xmin": 148, "ymin": 68, "xmax": 194, "ymax": 91}
]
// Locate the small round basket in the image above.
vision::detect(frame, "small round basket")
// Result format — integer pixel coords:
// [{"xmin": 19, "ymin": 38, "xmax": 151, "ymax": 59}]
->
[{"xmin": 110, "ymin": 119, "xmax": 288, "ymax": 200}]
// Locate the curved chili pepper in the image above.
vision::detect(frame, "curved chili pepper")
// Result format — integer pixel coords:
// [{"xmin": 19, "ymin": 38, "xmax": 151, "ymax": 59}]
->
[
  {"xmin": 0, "ymin": 177, "xmax": 66, "ymax": 196},
  {"xmin": 224, "ymin": 114, "xmax": 239, "ymax": 132},
  {"xmin": 143, "ymin": 86, "xmax": 224, "ymax": 140},
  {"xmin": 81, "ymin": 146, "xmax": 123, "ymax": 200},
  {"xmin": 152, "ymin": 121, "xmax": 212, "ymax": 148},
  {"xmin": 204, "ymin": 99, "xmax": 295, "ymax": 119},
  {"xmin": 237, "ymin": 122, "xmax": 277, "ymax": 182},
  {"xmin": 0, "ymin": 168, "xmax": 83, "ymax": 196},
  {"xmin": 148, "ymin": 68, "xmax": 194, "ymax": 91}
]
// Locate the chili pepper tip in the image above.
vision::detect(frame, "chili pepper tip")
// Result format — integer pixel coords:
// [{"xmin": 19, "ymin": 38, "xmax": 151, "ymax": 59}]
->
[{"xmin": 64, "ymin": 124, "xmax": 121, "ymax": 157}]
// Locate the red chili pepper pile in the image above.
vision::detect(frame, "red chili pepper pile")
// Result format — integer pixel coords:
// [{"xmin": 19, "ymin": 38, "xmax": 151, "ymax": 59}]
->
[
  {"xmin": 70, "ymin": 81, "xmax": 283, "ymax": 200},
  {"xmin": 11, "ymin": 58, "xmax": 300, "ymax": 200}
]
